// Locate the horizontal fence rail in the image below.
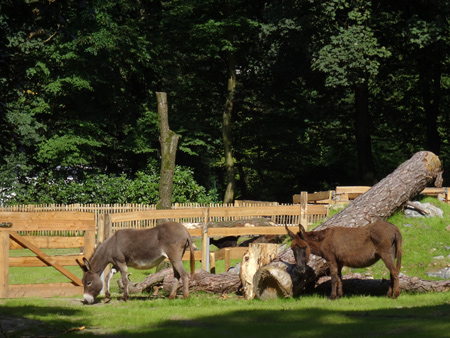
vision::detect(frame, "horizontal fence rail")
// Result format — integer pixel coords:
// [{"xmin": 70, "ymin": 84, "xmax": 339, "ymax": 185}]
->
[{"xmin": 0, "ymin": 211, "xmax": 95, "ymax": 299}]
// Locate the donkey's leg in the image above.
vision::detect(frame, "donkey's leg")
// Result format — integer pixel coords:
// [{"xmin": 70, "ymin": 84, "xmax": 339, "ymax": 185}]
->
[
  {"xmin": 116, "ymin": 263, "xmax": 129, "ymax": 301},
  {"xmin": 169, "ymin": 266, "xmax": 181, "ymax": 299},
  {"xmin": 329, "ymin": 262, "xmax": 339, "ymax": 300},
  {"xmin": 380, "ymin": 252, "xmax": 400, "ymax": 298},
  {"xmin": 169, "ymin": 259, "xmax": 190, "ymax": 299},
  {"xmin": 337, "ymin": 264, "xmax": 344, "ymax": 298},
  {"xmin": 104, "ymin": 267, "xmax": 117, "ymax": 303}
]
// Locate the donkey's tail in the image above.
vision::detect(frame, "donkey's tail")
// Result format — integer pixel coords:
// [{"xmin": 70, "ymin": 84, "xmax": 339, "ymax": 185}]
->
[
  {"xmin": 395, "ymin": 230, "xmax": 403, "ymax": 272},
  {"xmin": 188, "ymin": 236, "xmax": 195, "ymax": 278}
]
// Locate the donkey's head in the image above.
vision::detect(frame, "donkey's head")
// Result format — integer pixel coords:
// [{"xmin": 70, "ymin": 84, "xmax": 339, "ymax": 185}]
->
[
  {"xmin": 76, "ymin": 258, "xmax": 103, "ymax": 304},
  {"xmin": 285, "ymin": 225, "xmax": 310, "ymax": 273}
]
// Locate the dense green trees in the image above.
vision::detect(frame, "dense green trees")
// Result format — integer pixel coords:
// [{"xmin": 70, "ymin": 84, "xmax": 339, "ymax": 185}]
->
[{"xmin": 1, "ymin": 0, "xmax": 449, "ymax": 204}]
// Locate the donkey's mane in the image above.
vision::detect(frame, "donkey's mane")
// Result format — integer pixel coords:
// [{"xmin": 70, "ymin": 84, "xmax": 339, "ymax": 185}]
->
[
  {"xmin": 305, "ymin": 228, "xmax": 330, "ymax": 242},
  {"xmin": 88, "ymin": 235, "xmax": 114, "ymax": 261}
]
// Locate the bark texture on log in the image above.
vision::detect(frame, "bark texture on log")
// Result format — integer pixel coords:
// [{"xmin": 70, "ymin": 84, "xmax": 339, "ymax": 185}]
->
[
  {"xmin": 163, "ymin": 269, "xmax": 241, "ymax": 295},
  {"xmin": 314, "ymin": 273, "xmax": 450, "ymax": 296},
  {"xmin": 253, "ymin": 151, "xmax": 443, "ymax": 299},
  {"xmin": 317, "ymin": 151, "xmax": 442, "ymax": 230}
]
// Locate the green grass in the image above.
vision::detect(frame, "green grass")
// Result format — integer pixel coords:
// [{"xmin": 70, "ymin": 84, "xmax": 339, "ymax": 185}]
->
[{"xmin": 1, "ymin": 292, "xmax": 450, "ymax": 337}]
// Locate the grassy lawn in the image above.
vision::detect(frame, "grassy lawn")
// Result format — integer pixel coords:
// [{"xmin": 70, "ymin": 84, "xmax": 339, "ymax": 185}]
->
[{"xmin": 1, "ymin": 292, "xmax": 450, "ymax": 337}]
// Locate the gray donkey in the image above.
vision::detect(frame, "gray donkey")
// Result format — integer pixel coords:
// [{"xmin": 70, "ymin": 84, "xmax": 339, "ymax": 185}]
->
[{"xmin": 77, "ymin": 221, "xmax": 195, "ymax": 304}]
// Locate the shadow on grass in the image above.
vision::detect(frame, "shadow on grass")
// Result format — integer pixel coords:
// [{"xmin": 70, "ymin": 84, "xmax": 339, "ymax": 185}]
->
[
  {"xmin": 0, "ymin": 304, "xmax": 85, "ymax": 337},
  {"xmin": 1, "ymin": 297, "xmax": 450, "ymax": 338},
  {"xmin": 111, "ymin": 303, "xmax": 450, "ymax": 338}
]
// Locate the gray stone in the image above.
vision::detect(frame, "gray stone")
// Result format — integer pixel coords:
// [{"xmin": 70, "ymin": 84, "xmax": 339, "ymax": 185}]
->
[
  {"xmin": 404, "ymin": 201, "xmax": 444, "ymax": 218},
  {"xmin": 427, "ymin": 267, "xmax": 450, "ymax": 279}
]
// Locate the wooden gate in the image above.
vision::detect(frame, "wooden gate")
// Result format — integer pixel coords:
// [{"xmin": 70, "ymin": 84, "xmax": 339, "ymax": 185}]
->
[{"xmin": 0, "ymin": 211, "xmax": 95, "ymax": 298}]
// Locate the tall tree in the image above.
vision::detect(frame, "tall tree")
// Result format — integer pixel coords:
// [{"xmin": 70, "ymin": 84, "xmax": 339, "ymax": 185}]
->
[
  {"xmin": 156, "ymin": 92, "xmax": 179, "ymax": 210},
  {"xmin": 311, "ymin": 1, "xmax": 391, "ymax": 185}
]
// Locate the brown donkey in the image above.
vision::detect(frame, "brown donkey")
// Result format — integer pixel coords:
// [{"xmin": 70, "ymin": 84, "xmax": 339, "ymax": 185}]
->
[
  {"xmin": 286, "ymin": 220, "xmax": 402, "ymax": 299},
  {"xmin": 77, "ymin": 221, "xmax": 195, "ymax": 304}
]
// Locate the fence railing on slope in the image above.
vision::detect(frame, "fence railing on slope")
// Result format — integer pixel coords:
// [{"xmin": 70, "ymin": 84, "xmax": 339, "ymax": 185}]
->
[{"xmin": 293, "ymin": 186, "xmax": 449, "ymax": 205}]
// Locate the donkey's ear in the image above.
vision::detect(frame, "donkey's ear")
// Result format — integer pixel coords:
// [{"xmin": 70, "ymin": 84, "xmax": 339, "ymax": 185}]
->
[
  {"xmin": 76, "ymin": 258, "xmax": 88, "ymax": 272},
  {"xmin": 298, "ymin": 224, "xmax": 306, "ymax": 239},
  {"xmin": 83, "ymin": 257, "xmax": 92, "ymax": 272},
  {"xmin": 285, "ymin": 225, "xmax": 296, "ymax": 239}
]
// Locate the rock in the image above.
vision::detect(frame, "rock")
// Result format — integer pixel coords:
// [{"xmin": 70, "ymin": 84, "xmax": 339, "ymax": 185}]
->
[
  {"xmin": 427, "ymin": 267, "xmax": 450, "ymax": 279},
  {"xmin": 404, "ymin": 201, "xmax": 444, "ymax": 218}
]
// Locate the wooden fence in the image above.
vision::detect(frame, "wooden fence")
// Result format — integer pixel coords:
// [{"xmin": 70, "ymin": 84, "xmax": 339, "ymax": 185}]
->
[
  {"xmin": 0, "ymin": 211, "xmax": 95, "ymax": 298},
  {"xmin": 102, "ymin": 205, "xmax": 318, "ymax": 271},
  {"xmin": 293, "ymin": 186, "xmax": 450, "ymax": 205}
]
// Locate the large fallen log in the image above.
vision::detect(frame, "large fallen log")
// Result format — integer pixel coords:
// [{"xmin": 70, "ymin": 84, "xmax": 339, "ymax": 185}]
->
[
  {"xmin": 314, "ymin": 273, "xmax": 450, "ymax": 296},
  {"xmin": 118, "ymin": 268, "xmax": 242, "ymax": 296},
  {"xmin": 253, "ymin": 151, "xmax": 443, "ymax": 299}
]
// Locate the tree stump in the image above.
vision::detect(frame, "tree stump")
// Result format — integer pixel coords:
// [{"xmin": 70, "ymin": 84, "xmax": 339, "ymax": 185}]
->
[
  {"xmin": 239, "ymin": 243, "xmax": 281, "ymax": 299},
  {"xmin": 253, "ymin": 151, "xmax": 443, "ymax": 299}
]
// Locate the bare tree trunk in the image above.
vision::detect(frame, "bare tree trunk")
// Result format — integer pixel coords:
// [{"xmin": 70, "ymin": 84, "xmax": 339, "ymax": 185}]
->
[
  {"xmin": 253, "ymin": 151, "xmax": 443, "ymax": 299},
  {"xmin": 223, "ymin": 49, "xmax": 236, "ymax": 204},
  {"xmin": 355, "ymin": 80, "xmax": 376, "ymax": 185},
  {"xmin": 156, "ymin": 92, "xmax": 179, "ymax": 210}
]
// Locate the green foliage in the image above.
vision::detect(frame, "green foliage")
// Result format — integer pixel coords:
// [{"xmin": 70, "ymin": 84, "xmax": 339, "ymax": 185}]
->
[
  {"xmin": 4, "ymin": 166, "xmax": 215, "ymax": 205},
  {"xmin": 1, "ymin": 0, "xmax": 450, "ymax": 203}
]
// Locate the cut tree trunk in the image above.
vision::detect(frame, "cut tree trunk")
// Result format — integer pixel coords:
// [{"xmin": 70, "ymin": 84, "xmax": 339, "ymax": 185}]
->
[
  {"xmin": 240, "ymin": 243, "xmax": 281, "ymax": 299},
  {"xmin": 253, "ymin": 151, "xmax": 443, "ymax": 299}
]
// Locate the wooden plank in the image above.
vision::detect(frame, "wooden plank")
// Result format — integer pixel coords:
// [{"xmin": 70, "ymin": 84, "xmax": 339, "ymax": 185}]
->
[
  {"xmin": 335, "ymin": 186, "xmax": 371, "ymax": 194},
  {"xmin": 308, "ymin": 191, "xmax": 332, "ymax": 202},
  {"xmin": 83, "ymin": 230, "xmax": 95, "ymax": 260},
  {"xmin": 188, "ymin": 228, "xmax": 202, "ymax": 237},
  {"xmin": 9, "ymin": 231, "xmax": 82, "ymax": 286},
  {"xmin": 308, "ymin": 204, "xmax": 328, "ymax": 214},
  {"xmin": 0, "ymin": 231, "xmax": 9, "ymax": 298},
  {"xmin": 0, "ymin": 211, "xmax": 95, "ymax": 231},
  {"xmin": 9, "ymin": 254, "xmax": 84, "ymax": 267},
  {"xmin": 109, "ymin": 209, "xmax": 204, "ymax": 223},
  {"xmin": 208, "ymin": 226, "xmax": 297, "ymax": 237},
  {"xmin": 9, "ymin": 236, "xmax": 84, "ymax": 250},
  {"xmin": 181, "ymin": 250, "xmax": 203, "ymax": 261},
  {"xmin": 212, "ymin": 247, "xmax": 248, "ymax": 261},
  {"xmin": 0, "ymin": 217, "xmax": 94, "ymax": 231},
  {"xmin": 208, "ymin": 205, "xmax": 301, "ymax": 218},
  {"xmin": 421, "ymin": 187, "xmax": 446, "ymax": 195},
  {"xmin": 8, "ymin": 283, "xmax": 83, "ymax": 298}
]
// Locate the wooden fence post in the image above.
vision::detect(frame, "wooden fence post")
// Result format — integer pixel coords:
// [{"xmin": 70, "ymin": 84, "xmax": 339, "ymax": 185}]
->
[
  {"xmin": 300, "ymin": 191, "xmax": 308, "ymax": 229},
  {"xmin": 0, "ymin": 230, "xmax": 9, "ymax": 298},
  {"xmin": 202, "ymin": 208, "xmax": 210, "ymax": 271},
  {"xmin": 97, "ymin": 213, "xmax": 105, "ymax": 244},
  {"xmin": 104, "ymin": 214, "xmax": 113, "ymax": 239}
]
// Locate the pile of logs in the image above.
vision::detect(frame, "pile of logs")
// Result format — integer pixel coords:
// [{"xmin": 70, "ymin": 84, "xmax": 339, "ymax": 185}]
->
[{"xmin": 119, "ymin": 151, "xmax": 450, "ymax": 299}]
